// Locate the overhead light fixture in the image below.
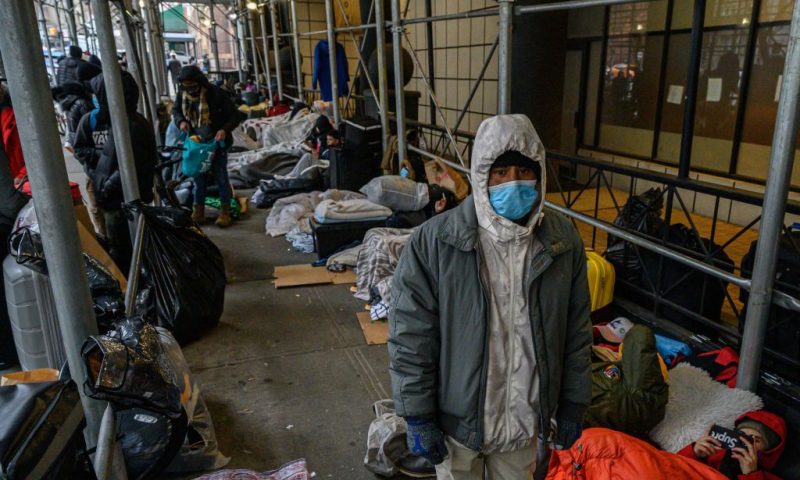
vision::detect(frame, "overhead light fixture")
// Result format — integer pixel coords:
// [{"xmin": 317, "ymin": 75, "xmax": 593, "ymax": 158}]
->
[
  {"xmin": 202, "ymin": 18, "xmax": 212, "ymax": 27},
  {"xmin": 635, "ymin": 23, "xmax": 644, "ymax": 31},
  {"xmin": 228, "ymin": 12, "xmax": 238, "ymax": 20},
  {"xmin": 246, "ymin": 1, "xmax": 258, "ymax": 10},
  {"xmin": 741, "ymin": 17, "xmax": 750, "ymax": 25}
]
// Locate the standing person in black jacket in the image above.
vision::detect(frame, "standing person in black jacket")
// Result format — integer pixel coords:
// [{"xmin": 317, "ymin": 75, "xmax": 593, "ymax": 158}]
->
[
  {"xmin": 74, "ymin": 71, "xmax": 156, "ymax": 272},
  {"xmin": 52, "ymin": 62, "xmax": 102, "ymax": 151},
  {"xmin": 172, "ymin": 65, "xmax": 243, "ymax": 227},
  {"xmin": 56, "ymin": 45, "xmax": 86, "ymax": 86}
]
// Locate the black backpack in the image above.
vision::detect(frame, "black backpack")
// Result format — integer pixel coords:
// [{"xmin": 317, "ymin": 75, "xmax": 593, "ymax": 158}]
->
[{"xmin": 740, "ymin": 228, "xmax": 800, "ymax": 374}]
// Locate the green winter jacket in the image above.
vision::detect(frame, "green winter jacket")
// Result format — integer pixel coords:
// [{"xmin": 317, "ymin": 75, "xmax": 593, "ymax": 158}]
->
[
  {"xmin": 388, "ymin": 195, "xmax": 593, "ymax": 451},
  {"xmin": 584, "ymin": 325, "xmax": 668, "ymax": 438}
]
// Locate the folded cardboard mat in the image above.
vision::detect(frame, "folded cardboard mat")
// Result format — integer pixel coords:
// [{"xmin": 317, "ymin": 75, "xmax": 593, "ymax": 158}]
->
[{"xmin": 273, "ymin": 264, "xmax": 356, "ymax": 288}]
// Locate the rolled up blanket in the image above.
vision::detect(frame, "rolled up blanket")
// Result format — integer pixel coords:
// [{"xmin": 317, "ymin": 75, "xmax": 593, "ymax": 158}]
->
[{"xmin": 314, "ymin": 198, "xmax": 392, "ymax": 224}]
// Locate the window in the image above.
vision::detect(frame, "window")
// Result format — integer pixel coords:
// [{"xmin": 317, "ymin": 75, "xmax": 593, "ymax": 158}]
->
[
  {"xmin": 657, "ymin": 29, "xmax": 749, "ymax": 172},
  {"xmin": 598, "ymin": 34, "xmax": 664, "ymax": 157},
  {"xmin": 736, "ymin": 25, "xmax": 800, "ymax": 186}
]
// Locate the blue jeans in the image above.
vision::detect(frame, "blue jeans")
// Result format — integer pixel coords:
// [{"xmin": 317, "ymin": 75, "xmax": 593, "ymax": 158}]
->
[{"xmin": 193, "ymin": 148, "xmax": 231, "ymax": 206}]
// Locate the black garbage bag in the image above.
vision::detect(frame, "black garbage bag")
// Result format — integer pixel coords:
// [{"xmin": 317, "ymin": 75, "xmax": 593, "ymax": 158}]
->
[
  {"xmin": 606, "ymin": 188, "xmax": 666, "ymax": 283},
  {"xmin": 7, "ymin": 227, "xmax": 48, "ymax": 275},
  {"xmin": 85, "ymin": 255, "xmax": 126, "ymax": 332},
  {"xmin": 8, "ymin": 228, "xmax": 126, "ymax": 333},
  {"xmin": 130, "ymin": 203, "xmax": 226, "ymax": 344},
  {"xmin": 81, "ymin": 317, "xmax": 183, "ymax": 417},
  {"xmin": 117, "ymin": 408, "xmax": 187, "ymax": 480}
]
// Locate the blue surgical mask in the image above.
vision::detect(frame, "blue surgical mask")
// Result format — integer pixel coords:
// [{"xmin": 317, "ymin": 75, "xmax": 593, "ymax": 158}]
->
[
  {"xmin": 400, "ymin": 167, "xmax": 409, "ymax": 178},
  {"xmin": 488, "ymin": 180, "xmax": 538, "ymax": 221}
]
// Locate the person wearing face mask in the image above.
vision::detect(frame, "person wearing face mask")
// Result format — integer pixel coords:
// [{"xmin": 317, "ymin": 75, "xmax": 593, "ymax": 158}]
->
[
  {"xmin": 389, "ymin": 114, "xmax": 592, "ymax": 480},
  {"xmin": 172, "ymin": 65, "xmax": 244, "ymax": 227}
]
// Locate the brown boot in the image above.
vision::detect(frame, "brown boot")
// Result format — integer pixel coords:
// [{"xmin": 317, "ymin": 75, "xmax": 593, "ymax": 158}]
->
[
  {"xmin": 215, "ymin": 203, "xmax": 232, "ymax": 228},
  {"xmin": 191, "ymin": 204, "xmax": 206, "ymax": 224}
]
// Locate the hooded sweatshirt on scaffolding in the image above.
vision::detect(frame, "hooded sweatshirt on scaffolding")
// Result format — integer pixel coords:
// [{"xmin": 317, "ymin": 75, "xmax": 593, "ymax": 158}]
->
[{"xmin": 472, "ymin": 114, "xmax": 548, "ymax": 454}]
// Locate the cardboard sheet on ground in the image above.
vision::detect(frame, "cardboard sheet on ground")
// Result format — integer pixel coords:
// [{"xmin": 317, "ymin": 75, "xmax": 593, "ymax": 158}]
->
[
  {"xmin": 357, "ymin": 311, "xmax": 388, "ymax": 345},
  {"xmin": 273, "ymin": 264, "xmax": 356, "ymax": 288}
]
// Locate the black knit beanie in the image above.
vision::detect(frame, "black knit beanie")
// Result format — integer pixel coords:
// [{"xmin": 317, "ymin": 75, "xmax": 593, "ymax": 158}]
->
[{"xmin": 491, "ymin": 150, "xmax": 541, "ymax": 179}]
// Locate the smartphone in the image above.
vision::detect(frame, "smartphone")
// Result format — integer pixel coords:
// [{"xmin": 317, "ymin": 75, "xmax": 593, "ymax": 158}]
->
[{"xmin": 709, "ymin": 424, "xmax": 754, "ymax": 450}]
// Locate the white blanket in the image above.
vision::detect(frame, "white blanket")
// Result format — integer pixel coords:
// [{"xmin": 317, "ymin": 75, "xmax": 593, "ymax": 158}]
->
[
  {"xmin": 649, "ymin": 363, "xmax": 763, "ymax": 452},
  {"xmin": 265, "ymin": 190, "xmax": 364, "ymax": 237},
  {"xmin": 314, "ymin": 199, "xmax": 393, "ymax": 224}
]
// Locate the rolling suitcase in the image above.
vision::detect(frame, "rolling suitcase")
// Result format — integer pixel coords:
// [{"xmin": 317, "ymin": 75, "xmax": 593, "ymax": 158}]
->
[
  {"xmin": 585, "ymin": 249, "xmax": 615, "ymax": 313},
  {"xmin": 2, "ymin": 255, "xmax": 65, "ymax": 371}
]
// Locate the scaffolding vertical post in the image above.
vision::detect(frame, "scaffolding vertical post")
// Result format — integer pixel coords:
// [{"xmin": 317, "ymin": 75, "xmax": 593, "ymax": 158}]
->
[
  {"xmin": 390, "ymin": 0, "xmax": 407, "ymax": 163},
  {"xmin": 91, "ymin": 0, "xmax": 142, "ymax": 207},
  {"xmin": 0, "ymin": 0, "xmax": 104, "ymax": 452},
  {"xmin": 260, "ymin": 3, "xmax": 274, "ymax": 101},
  {"xmin": 38, "ymin": 1, "xmax": 57, "ymax": 81},
  {"xmin": 270, "ymin": 0, "xmax": 284, "ymax": 99},
  {"xmin": 64, "ymin": 0, "xmax": 80, "ymax": 45},
  {"xmin": 248, "ymin": 8, "xmax": 262, "ymax": 88},
  {"xmin": 737, "ymin": 0, "xmax": 800, "ymax": 391},
  {"xmin": 497, "ymin": 0, "xmax": 513, "ymax": 115},
  {"xmin": 54, "ymin": 0, "xmax": 66, "ymax": 50},
  {"xmin": 78, "ymin": 0, "xmax": 91, "ymax": 51},
  {"xmin": 678, "ymin": 0, "xmax": 705, "ymax": 179},
  {"xmin": 141, "ymin": 0, "xmax": 162, "ymax": 98},
  {"xmin": 236, "ymin": 2, "xmax": 249, "ymax": 83},
  {"xmin": 209, "ymin": 0, "xmax": 221, "ymax": 73},
  {"xmin": 289, "ymin": 0, "xmax": 304, "ymax": 100},
  {"xmin": 324, "ymin": 0, "xmax": 341, "ymax": 124},
  {"xmin": 374, "ymin": 0, "xmax": 391, "ymax": 153}
]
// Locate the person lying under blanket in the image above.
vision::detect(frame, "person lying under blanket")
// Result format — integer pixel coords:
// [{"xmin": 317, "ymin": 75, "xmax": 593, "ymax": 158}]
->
[{"xmin": 678, "ymin": 410, "xmax": 786, "ymax": 480}]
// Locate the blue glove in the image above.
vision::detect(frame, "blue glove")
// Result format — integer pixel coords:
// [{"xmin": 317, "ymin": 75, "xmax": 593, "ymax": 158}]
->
[
  {"xmin": 554, "ymin": 419, "xmax": 582, "ymax": 450},
  {"xmin": 405, "ymin": 416, "xmax": 447, "ymax": 465}
]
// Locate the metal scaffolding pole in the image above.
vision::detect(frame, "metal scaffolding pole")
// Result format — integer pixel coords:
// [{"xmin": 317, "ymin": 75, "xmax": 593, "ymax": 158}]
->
[
  {"xmin": 236, "ymin": 3, "xmax": 249, "ymax": 83},
  {"xmin": 289, "ymin": 0, "xmax": 304, "ymax": 99},
  {"xmin": 247, "ymin": 8, "xmax": 262, "ymax": 87},
  {"xmin": 737, "ymin": 0, "xmax": 800, "ymax": 391},
  {"xmin": 0, "ymin": 0, "xmax": 109, "ymax": 463},
  {"xmin": 269, "ymin": 0, "xmax": 283, "ymax": 99},
  {"xmin": 389, "ymin": 0, "xmax": 407, "ymax": 163},
  {"xmin": 53, "ymin": 0, "xmax": 66, "ymax": 50},
  {"xmin": 64, "ymin": 0, "xmax": 80, "ymax": 45},
  {"xmin": 374, "ymin": 0, "xmax": 391, "ymax": 152},
  {"xmin": 78, "ymin": 0, "xmax": 91, "ymax": 51},
  {"xmin": 209, "ymin": 0, "xmax": 221, "ymax": 73},
  {"xmin": 259, "ymin": 4, "xmax": 274, "ymax": 101},
  {"xmin": 141, "ymin": 0, "xmax": 162, "ymax": 98},
  {"xmin": 324, "ymin": 0, "xmax": 341, "ymax": 123},
  {"xmin": 497, "ymin": 0, "xmax": 513, "ymax": 114},
  {"xmin": 91, "ymin": 0, "xmax": 142, "ymax": 207},
  {"xmin": 38, "ymin": 1, "xmax": 58, "ymax": 80},
  {"xmin": 152, "ymin": 1, "xmax": 169, "ymax": 95}
]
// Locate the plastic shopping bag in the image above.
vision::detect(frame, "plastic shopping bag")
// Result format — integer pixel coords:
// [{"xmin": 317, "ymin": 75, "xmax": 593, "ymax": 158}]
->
[{"xmin": 182, "ymin": 137, "xmax": 221, "ymax": 177}]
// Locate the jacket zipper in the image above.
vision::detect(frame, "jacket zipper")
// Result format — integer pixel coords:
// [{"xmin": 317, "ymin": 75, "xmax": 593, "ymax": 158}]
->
[
  {"xmin": 527, "ymin": 261, "xmax": 551, "ymax": 440},
  {"xmin": 474, "ymin": 245, "xmax": 490, "ymax": 453},
  {"xmin": 504, "ymin": 237, "xmax": 520, "ymax": 446}
]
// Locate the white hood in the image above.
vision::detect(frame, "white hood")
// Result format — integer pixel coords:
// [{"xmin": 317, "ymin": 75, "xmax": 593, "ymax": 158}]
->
[{"xmin": 471, "ymin": 114, "xmax": 547, "ymax": 241}]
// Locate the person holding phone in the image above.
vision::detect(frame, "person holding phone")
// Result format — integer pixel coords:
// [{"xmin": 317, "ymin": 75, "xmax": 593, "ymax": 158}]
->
[{"xmin": 678, "ymin": 410, "xmax": 786, "ymax": 479}]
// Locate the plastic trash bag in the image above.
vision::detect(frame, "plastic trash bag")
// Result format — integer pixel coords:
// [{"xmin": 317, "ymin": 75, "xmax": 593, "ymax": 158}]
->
[
  {"xmin": 81, "ymin": 317, "xmax": 183, "ymax": 417},
  {"xmin": 117, "ymin": 408, "xmax": 187, "ymax": 480},
  {"xmin": 605, "ymin": 188, "xmax": 666, "ymax": 282},
  {"xmin": 131, "ymin": 203, "xmax": 226, "ymax": 344},
  {"xmin": 360, "ymin": 176, "xmax": 430, "ymax": 212},
  {"xmin": 8, "ymin": 228, "xmax": 125, "ymax": 332},
  {"xmin": 157, "ymin": 327, "xmax": 229, "ymax": 473},
  {"xmin": 364, "ymin": 400, "xmax": 436, "ymax": 478}
]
